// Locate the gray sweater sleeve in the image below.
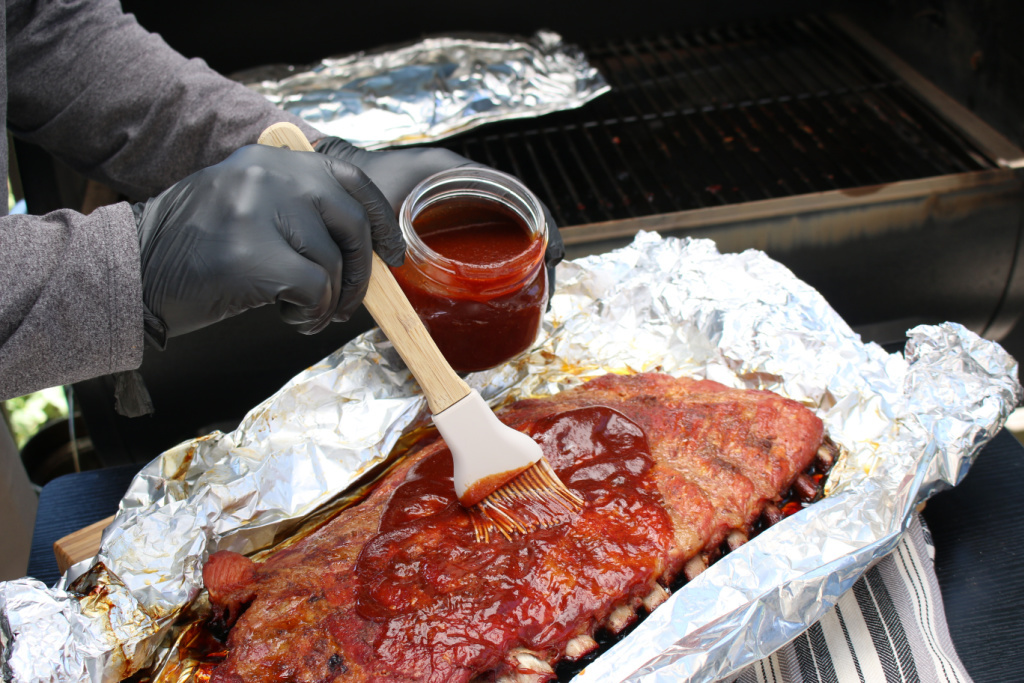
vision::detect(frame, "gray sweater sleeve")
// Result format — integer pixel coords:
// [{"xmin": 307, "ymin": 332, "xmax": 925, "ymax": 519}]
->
[
  {"xmin": 0, "ymin": 204, "xmax": 143, "ymax": 400},
  {"xmin": 6, "ymin": 0, "xmax": 322, "ymax": 200},
  {"xmin": 0, "ymin": 0, "xmax": 323, "ymax": 399}
]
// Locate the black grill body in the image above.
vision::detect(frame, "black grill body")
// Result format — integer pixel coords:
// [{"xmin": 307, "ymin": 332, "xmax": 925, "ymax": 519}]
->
[{"xmin": 434, "ymin": 15, "xmax": 1024, "ymax": 347}]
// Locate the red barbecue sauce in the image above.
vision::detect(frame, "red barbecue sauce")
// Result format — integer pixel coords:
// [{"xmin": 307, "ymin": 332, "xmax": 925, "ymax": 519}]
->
[
  {"xmin": 459, "ymin": 463, "xmax": 531, "ymax": 507},
  {"xmin": 351, "ymin": 406, "xmax": 674, "ymax": 680},
  {"xmin": 391, "ymin": 197, "xmax": 547, "ymax": 373}
]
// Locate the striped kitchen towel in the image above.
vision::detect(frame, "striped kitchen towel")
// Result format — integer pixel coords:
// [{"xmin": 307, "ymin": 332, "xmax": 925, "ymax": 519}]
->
[{"xmin": 732, "ymin": 514, "xmax": 971, "ymax": 683}]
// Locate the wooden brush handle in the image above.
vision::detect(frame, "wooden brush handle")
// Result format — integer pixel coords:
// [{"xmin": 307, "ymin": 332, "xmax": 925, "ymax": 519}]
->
[
  {"xmin": 258, "ymin": 123, "xmax": 470, "ymax": 414},
  {"xmin": 362, "ymin": 255, "xmax": 471, "ymax": 413}
]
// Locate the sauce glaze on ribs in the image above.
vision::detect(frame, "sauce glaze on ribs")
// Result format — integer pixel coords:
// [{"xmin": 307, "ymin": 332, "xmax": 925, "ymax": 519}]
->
[{"xmin": 204, "ymin": 372, "xmax": 825, "ymax": 683}]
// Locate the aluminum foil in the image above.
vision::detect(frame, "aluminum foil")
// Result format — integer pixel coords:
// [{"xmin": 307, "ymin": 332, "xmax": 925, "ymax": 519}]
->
[
  {"xmin": 2, "ymin": 233, "xmax": 1020, "ymax": 683},
  {"xmin": 235, "ymin": 30, "xmax": 610, "ymax": 150}
]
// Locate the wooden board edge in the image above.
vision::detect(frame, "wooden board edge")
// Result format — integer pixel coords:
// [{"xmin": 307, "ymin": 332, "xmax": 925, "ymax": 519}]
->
[{"xmin": 54, "ymin": 515, "xmax": 114, "ymax": 575}]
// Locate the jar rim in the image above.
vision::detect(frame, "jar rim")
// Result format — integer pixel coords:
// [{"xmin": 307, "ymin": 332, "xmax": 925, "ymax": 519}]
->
[{"xmin": 398, "ymin": 167, "xmax": 548, "ymax": 280}]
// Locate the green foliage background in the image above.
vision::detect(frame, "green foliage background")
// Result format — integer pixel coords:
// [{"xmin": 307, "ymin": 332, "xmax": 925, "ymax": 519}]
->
[{"xmin": 3, "ymin": 388, "xmax": 69, "ymax": 448}]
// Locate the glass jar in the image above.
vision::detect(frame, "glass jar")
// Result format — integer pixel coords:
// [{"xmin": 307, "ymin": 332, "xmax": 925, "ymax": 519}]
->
[{"xmin": 391, "ymin": 167, "xmax": 548, "ymax": 373}]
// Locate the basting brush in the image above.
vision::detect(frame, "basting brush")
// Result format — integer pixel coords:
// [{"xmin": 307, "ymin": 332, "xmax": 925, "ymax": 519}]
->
[{"xmin": 258, "ymin": 123, "xmax": 584, "ymax": 542}]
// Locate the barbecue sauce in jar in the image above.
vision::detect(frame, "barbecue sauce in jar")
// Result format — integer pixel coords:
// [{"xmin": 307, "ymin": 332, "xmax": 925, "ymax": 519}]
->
[{"xmin": 391, "ymin": 168, "xmax": 548, "ymax": 373}]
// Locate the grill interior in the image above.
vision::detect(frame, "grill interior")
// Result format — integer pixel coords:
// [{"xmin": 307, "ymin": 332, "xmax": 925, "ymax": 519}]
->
[
  {"xmin": 61, "ymin": 9, "xmax": 1024, "ymax": 468},
  {"xmin": 441, "ymin": 14, "xmax": 998, "ymax": 227}
]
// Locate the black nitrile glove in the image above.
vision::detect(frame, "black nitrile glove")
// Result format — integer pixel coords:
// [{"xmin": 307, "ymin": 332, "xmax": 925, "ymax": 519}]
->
[
  {"xmin": 314, "ymin": 138, "xmax": 565, "ymax": 300},
  {"xmin": 134, "ymin": 144, "xmax": 405, "ymax": 348}
]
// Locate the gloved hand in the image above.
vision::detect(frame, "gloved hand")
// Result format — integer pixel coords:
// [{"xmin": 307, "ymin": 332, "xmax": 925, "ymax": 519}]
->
[
  {"xmin": 134, "ymin": 144, "xmax": 405, "ymax": 347},
  {"xmin": 314, "ymin": 137, "xmax": 566, "ymax": 298}
]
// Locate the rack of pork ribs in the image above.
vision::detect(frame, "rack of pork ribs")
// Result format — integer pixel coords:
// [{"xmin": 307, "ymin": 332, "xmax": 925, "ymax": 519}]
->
[{"xmin": 201, "ymin": 372, "xmax": 838, "ymax": 683}]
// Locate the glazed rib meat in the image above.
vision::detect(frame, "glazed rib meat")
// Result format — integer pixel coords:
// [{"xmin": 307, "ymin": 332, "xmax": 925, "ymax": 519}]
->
[{"xmin": 204, "ymin": 372, "xmax": 826, "ymax": 683}]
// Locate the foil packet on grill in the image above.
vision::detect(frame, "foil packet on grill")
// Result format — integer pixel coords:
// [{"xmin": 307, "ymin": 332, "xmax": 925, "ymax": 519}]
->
[
  {"xmin": 1, "ymin": 233, "xmax": 1020, "ymax": 683},
  {"xmin": 234, "ymin": 30, "xmax": 611, "ymax": 149}
]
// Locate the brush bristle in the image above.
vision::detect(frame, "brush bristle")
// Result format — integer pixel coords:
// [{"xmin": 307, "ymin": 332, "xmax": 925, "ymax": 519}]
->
[{"xmin": 470, "ymin": 459, "xmax": 585, "ymax": 542}]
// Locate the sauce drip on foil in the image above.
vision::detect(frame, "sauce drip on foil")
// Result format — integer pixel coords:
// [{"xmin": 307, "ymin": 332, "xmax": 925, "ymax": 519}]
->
[{"xmin": 353, "ymin": 406, "xmax": 674, "ymax": 678}]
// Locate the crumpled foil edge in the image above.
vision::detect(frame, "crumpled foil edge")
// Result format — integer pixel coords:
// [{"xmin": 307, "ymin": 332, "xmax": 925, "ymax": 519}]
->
[
  {"xmin": 2, "ymin": 233, "xmax": 1019, "ymax": 683},
  {"xmin": 236, "ymin": 30, "xmax": 611, "ymax": 149}
]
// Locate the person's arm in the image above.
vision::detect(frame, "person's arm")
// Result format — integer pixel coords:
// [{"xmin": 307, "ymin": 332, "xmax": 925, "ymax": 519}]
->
[
  {"xmin": 0, "ymin": 147, "xmax": 406, "ymax": 403},
  {"xmin": 0, "ymin": 0, "xmax": 343, "ymax": 401},
  {"xmin": 5, "ymin": 0, "xmax": 321, "ymax": 200},
  {"xmin": 0, "ymin": 204, "xmax": 143, "ymax": 400}
]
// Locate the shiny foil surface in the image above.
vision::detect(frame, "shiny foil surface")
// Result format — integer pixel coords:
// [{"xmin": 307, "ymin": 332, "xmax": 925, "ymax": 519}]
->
[
  {"xmin": 235, "ymin": 30, "xmax": 611, "ymax": 149},
  {"xmin": 2, "ymin": 234, "xmax": 1020, "ymax": 683}
]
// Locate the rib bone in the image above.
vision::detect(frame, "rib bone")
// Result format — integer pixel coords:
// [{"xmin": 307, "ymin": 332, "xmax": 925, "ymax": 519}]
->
[
  {"xmin": 564, "ymin": 634, "xmax": 599, "ymax": 661},
  {"xmin": 683, "ymin": 555, "xmax": 708, "ymax": 582},
  {"xmin": 816, "ymin": 439, "xmax": 838, "ymax": 468},
  {"xmin": 495, "ymin": 649, "xmax": 556, "ymax": 683},
  {"xmin": 606, "ymin": 603, "xmax": 637, "ymax": 634},
  {"xmin": 726, "ymin": 530, "xmax": 749, "ymax": 552},
  {"xmin": 762, "ymin": 502, "xmax": 784, "ymax": 526},
  {"xmin": 642, "ymin": 583, "xmax": 671, "ymax": 612},
  {"xmin": 793, "ymin": 473, "xmax": 819, "ymax": 501}
]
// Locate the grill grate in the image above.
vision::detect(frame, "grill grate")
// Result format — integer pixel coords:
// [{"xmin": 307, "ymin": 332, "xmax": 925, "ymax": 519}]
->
[{"xmin": 441, "ymin": 15, "xmax": 996, "ymax": 228}]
